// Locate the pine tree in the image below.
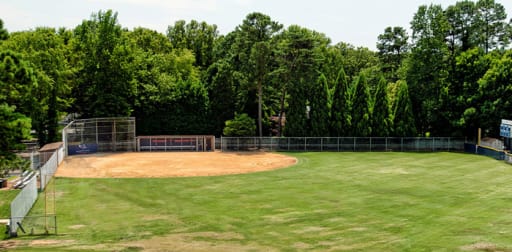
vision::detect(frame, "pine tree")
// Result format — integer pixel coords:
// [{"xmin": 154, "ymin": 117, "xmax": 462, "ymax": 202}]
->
[
  {"xmin": 309, "ymin": 74, "xmax": 330, "ymax": 137},
  {"xmin": 392, "ymin": 81, "xmax": 417, "ymax": 136},
  {"xmin": 330, "ymin": 68, "xmax": 351, "ymax": 136},
  {"xmin": 371, "ymin": 76, "xmax": 391, "ymax": 136},
  {"xmin": 351, "ymin": 73, "xmax": 372, "ymax": 137}
]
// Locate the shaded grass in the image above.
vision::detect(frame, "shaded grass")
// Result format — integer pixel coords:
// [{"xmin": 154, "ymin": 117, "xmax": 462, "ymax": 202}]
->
[{"xmin": 6, "ymin": 152, "xmax": 512, "ymax": 251}]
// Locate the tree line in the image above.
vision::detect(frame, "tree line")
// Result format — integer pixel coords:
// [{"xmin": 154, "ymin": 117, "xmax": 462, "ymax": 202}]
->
[{"xmin": 1, "ymin": 0, "xmax": 512, "ymax": 161}]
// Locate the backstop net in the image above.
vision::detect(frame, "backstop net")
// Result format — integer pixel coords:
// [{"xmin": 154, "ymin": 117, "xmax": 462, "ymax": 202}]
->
[
  {"xmin": 62, "ymin": 117, "xmax": 136, "ymax": 156},
  {"xmin": 137, "ymin": 135, "xmax": 215, "ymax": 152}
]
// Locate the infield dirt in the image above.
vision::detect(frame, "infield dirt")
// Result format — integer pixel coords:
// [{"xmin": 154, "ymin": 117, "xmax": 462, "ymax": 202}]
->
[{"xmin": 55, "ymin": 152, "xmax": 297, "ymax": 178}]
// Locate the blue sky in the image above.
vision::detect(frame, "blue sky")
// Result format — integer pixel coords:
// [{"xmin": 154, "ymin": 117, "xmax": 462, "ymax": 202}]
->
[{"xmin": 1, "ymin": 0, "xmax": 511, "ymax": 50}]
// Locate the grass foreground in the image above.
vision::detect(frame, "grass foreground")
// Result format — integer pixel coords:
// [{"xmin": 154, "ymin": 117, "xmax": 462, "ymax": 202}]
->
[{"xmin": 3, "ymin": 152, "xmax": 512, "ymax": 251}]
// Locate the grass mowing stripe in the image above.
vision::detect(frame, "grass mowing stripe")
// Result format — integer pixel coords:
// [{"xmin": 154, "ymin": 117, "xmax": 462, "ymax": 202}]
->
[{"xmin": 6, "ymin": 152, "xmax": 512, "ymax": 251}]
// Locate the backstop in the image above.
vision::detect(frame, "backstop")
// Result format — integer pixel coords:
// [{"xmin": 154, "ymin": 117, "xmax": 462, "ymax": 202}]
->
[{"xmin": 62, "ymin": 117, "xmax": 136, "ymax": 156}]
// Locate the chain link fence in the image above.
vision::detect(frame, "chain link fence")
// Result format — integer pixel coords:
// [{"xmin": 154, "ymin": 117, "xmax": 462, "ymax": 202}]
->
[
  {"xmin": 8, "ymin": 145, "xmax": 63, "ymax": 237},
  {"xmin": 221, "ymin": 137, "xmax": 466, "ymax": 152},
  {"xmin": 9, "ymin": 176, "xmax": 37, "ymax": 236},
  {"xmin": 8, "ymin": 215, "xmax": 57, "ymax": 237},
  {"xmin": 62, "ymin": 117, "xmax": 136, "ymax": 156}
]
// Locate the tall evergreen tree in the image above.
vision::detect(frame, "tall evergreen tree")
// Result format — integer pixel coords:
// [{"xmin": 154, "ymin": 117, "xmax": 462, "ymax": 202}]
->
[
  {"xmin": 308, "ymin": 74, "xmax": 330, "ymax": 137},
  {"xmin": 350, "ymin": 73, "xmax": 372, "ymax": 136},
  {"xmin": 330, "ymin": 67, "xmax": 351, "ymax": 136},
  {"xmin": 278, "ymin": 25, "xmax": 327, "ymax": 137},
  {"xmin": 392, "ymin": 81, "xmax": 417, "ymax": 136},
  {"xmin": 371, "ymin": 76, "xmax": 391, "ymax": 137}
]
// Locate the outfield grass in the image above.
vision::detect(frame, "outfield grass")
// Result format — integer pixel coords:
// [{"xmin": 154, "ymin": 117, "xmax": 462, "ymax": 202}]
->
[{"xmin": 5, "ymin": 152, "xmax": 512, "ymax": 251}]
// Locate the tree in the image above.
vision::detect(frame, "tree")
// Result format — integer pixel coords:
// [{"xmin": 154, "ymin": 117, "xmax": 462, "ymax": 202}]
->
[
  {"xmin": 0, "ymin": 50, "xmax": 34, "ymax": 177},
  {"xmin": 0, "ymin": 19, "xmax": 8, "ymax": 40},
  {"xmin": 276, "ymin": 25, "xmax": 328, "ymax": 137},
  {"xmin": 167, "ymin": 20, "xmax": 219, "ymax": 69},
  {"xmin": 446, "ymin": 1, "xmax": 478, "ymax": 53},
  {"xmin": 475, "ymin": 0, "xmax": 509, "ymax": 53},
  {"xmin": 371, "ymin": 76, "xmax": 391, "ymax": 137},
  {"xmin": 205, "ymin": 59, "xmax": 239, "ymax": 136},
  {"xmin": 308, "ymin": 74, "xmax": 330, "ymax": 137},
  {"xmin": 73, "ymin": 10, "xmax": 134, "ymax": 118},
  {"xmin": 330, "ymin": 67, "xmax": 351, "ymax": 136},
  {"xmin": 377, "ymin": 26, "xmax": 409, "ymax": 81},
  {"xmin": 237, "ymin": 13, "xmax": 282, "ymax": 139},
  {"xmin": 350, "ymin": 73, "xmax": 372, "ymax": 136},
  {"xmin": 452, "ymin": 47, "xmax": 492, "ymax": 137},
  {"xmin": 407, "ymin": 4, "xmax": 451, "ymax": 135},
  {"xmin": 332, "ymin": 42, "xmax": 380, "ymax": 83},
  {"xmin": 477, "ymin": 50, "xmax": 512, "ymax": 135},
  {"xmin": 250, "ymin": 41, "xmax": 272, "ymax": 139},
  {"xmin": 391, "ymin": 80, "xmax": 417, "ymax": 136},
  {"xmin": 0, "ymin": 50, "xmax": 38, "ymax": 121},
  {"xmin": 223, "ymin": 113, "xmax": 256, "ymax": 136},
  {"xmin": 2, "ymin": 28, "xmax": 75, "ymax": 144},
  {"xmin": 125, "ymin": 28, "xmax": 209, "ymax": 135},
  {"xmin": 128, "ymin": 27, "xmax": 172, "ymax": 54},
  {"xmin": 0, "ymin": 104, "xmax": 31, "ymax": 178}
]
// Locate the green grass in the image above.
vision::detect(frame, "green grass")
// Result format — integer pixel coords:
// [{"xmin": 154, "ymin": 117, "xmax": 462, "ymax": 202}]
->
[
  {"xmin": 0, "ymin": 190, "xmax": 19, "ymax": 219},
  {"xmin": 5, "ymin": 152, "xmax": 512, "ymax": 251}
]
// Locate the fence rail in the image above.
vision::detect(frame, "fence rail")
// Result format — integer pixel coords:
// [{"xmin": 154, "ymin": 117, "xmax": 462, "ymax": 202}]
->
[{"xmin": 221, "ymin": 137, "xmax": 466, "ymax": 152}]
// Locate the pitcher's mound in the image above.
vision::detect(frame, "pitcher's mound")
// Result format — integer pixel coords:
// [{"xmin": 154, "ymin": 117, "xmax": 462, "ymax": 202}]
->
[{"xmin": 55, "ymin": 152, "xmax": 297, "ymax": 178}]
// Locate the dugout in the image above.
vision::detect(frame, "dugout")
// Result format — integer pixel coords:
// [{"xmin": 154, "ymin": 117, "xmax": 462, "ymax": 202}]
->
[
  {"xmin": 500, "ymin": 119, "xmax": 512, "ymax": 151},
  {"xmin": 137, "ymin": 135, "xmax": 215, "ymax": 152}
]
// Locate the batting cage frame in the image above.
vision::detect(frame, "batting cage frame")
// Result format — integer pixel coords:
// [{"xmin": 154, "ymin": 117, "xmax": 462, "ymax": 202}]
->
[
  {"xmin": 137, "ymin": 135, "xmax": 215, "ymax": 152},
  {"xmin": 62, "ymin": 117, "xmax": 136, "ymax": 156}
]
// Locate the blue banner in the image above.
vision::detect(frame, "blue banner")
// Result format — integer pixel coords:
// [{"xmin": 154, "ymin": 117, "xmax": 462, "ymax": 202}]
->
[{"xmin": 68, "ymin": 144, "xmax": 98, "ymax": 155}]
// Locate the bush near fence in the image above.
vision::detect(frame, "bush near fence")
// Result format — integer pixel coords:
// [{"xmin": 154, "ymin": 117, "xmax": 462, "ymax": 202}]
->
[{"xmin": 221, "ymin": 137, "xmax": 466, "ymax": 152}]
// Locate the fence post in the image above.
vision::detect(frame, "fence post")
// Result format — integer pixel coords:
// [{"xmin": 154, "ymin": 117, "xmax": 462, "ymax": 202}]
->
[
  {"xmin": 304, "ymin": 137, "xmax": 307, "ymax": 152},
  {"xmin": 370, "ymin": 138, "xmax": 372, "ymax": 152},
  {"xmin": 401, "ymin": 138, "xmax": 404, "ymax": 152},
  {"xmin": 353, "ymin": 138, "xmax": 356, "ymax": 151}
]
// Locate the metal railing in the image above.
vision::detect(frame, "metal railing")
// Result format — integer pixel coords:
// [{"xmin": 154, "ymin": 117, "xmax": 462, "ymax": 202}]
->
[{"xmin": 221, "ymin": 137, "xmax": 466, "ymax": 152}]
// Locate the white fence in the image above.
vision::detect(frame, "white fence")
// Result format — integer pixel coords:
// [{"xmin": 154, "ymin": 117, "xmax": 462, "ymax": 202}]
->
[
  {"xmin": 9, "ymin": 176, "xmax": 37, "ymax": 236},
  {"xmin": 39, "ymin": 149, "xmax": 62, "ymax": 191},
  {"xmin": 8, "ymin": 145, "xmax": 64, "ymax": 237}
]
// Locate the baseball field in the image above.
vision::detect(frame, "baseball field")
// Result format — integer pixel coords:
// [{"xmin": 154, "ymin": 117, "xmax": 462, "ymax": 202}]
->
[{"xmin": 2, "ymin": 151, "xmax": 512, "ymax": 251}]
